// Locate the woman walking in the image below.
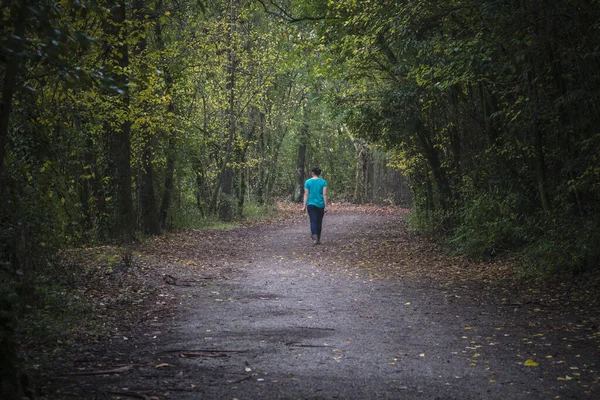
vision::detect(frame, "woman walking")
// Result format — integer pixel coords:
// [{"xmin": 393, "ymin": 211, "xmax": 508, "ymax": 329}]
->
[{"xmin": 302, "ymin": 166, "xmax": 328, "ymax": 244}]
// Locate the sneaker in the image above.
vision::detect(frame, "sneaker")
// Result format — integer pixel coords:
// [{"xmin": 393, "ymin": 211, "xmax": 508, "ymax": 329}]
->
[
  {"xmin": 317, "ymin": 235, "xmax": 321, "ymax": 244},
  {"xmin": 311, "ymin": 234, "xmax": 318, "ymax": 245}
]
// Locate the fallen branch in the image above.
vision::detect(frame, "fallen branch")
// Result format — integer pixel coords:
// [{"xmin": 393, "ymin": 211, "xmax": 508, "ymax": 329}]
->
[
  {"xmin": 180, "ymin": 351, "xmax": 231, "ymax": 358},
  {"xmin": 165, "ymin": 387, "xmax": 197, "ymax": 391},
  {"xmin": 65, "ymin": 364, "xmax": 137, "ymax": 376},
  {"xmin": 163, "ymin": 349, "xmax": 247, "ymax": 354},
  {"xmin": 228, "ymin": 375, "xmax": 252, "ymax": 384},
  {"xmin": 163, "ymin": 274, "xmax": 215, "ymax": 286},
  {"xmin": 285, "ymin": 342, "xmax": 330, "ymax": 348},
  {"xmin": 295, "ymin": 326, "xmax": 335, "ymax": 331}
]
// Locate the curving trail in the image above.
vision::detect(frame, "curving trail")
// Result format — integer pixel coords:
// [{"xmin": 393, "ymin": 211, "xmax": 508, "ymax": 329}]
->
[{"xmin": 47, "ymin": 207, "xmax": 599, "ymax": 399}]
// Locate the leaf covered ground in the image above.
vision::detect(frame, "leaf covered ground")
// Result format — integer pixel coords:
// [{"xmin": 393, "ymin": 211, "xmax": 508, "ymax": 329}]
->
[{"xmin": 23, "ymin": 204, "xmax": 599, "ymax": 399}]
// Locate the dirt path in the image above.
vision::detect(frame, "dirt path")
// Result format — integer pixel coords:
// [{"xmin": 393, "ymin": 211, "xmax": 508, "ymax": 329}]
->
[{"xmin": 44, "ymin": 208, "xmax": 599, "ymax": 399}]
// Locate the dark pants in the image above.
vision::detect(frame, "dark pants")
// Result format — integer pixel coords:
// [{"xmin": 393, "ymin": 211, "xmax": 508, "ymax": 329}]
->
[{"xmin": 307, "ymin": 205, "xmax": 325, "ymax": 236}]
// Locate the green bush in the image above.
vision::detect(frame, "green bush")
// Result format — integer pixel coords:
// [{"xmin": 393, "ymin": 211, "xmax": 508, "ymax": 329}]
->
[
  {"xmin": 520, "ymin": 215, "xmax": 600, "ymax": 277},
  {"xmin": 406, "ymin": 207, "xmax": 449, "ymax": 237},
  {"xmin": 170, "ymin": 203, "xmax": 238, "ymax": 231},
  {"xmin": 447, "ymin": 192, "xmax": 525, "ymax": 258},
  {"xmin": 242, "ymin": 202, "xmax": 277, "ymax": 221}
]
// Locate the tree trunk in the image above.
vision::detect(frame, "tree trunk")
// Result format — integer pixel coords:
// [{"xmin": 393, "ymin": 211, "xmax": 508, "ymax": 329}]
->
[
  {"xmin": 140, "ymin": 142, "xmax": 160, "ymax": 233},
  {"xmin": 448, "ymin": 86, "xmax": 462, "ymax": 178},
  {"xmin": 159, "ymin": 121, "xmax": 176, "ymax": 229},
  {"xmin": 154, "ymin": 8, "xmax": 176, "ymax": 230},
  {"xmin": 534, "ymin": 125, "xmax": 551, "ymax": 212},
  {"xmin": 133, "ymin": 0, "xmax": 160, "ymax": 234},
  {"xmin": 104, "ymin": 0, "xmax": 134, "ymax": 244},
  {"xmin": 81, "ymin": 135, "xmax": 109, "ymax": 239},
  {"xmin": 294, "ymin": 121, "xmax": 308, "ymax": 203},
  {"xmin": 195, "ymin": 169, "xmax": 207, "ymax": 215},
  {"xmin": 0, "ymin": 1, "xmax": 28, "ymax": 179},
  {"xmin": 217, "ymin": 0, "xmax": 238, "ymax": 221},
  {"xmin": 257, "ymin": 112, "xmax": 266, "ymax": 205},
  {"xmin": 416, "ymin": 124, "xmax": 452, "ymax": 211},
  {"xmin": 366, "ymin": 151, "xmax": 374, "ymax": 202},
  {"xmin": 354, "ymin": 142, "xmax": 368, "ymax": 204}
]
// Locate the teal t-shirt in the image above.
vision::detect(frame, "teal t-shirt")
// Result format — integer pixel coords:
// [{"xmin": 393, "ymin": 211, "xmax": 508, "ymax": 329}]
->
[{"xmin": 304, "ymin": 177, "xmax": 328, "ymax": 208}]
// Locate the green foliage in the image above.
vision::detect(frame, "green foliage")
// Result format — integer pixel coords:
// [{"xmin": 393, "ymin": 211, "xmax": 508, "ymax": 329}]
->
[
  {"xmin": 17, "ymin": 278, "xmax": 91, "ymax": 344},
  {"xmin": 0, "ymin": 2, "xmax": 404, "ymax": 395},
  {"xmin": 406, "ymin": 208, "xmax": 448, "ymax": 238},
  {"xmin": 315, "ymin": 0, "xmax": 600, "ymax": 276},
  {"xmin": 242, "ymin": 202, "xmax": 277, "ymax": 221},
  {"xmin": 170, "ymin": 202, "xmax": 238, "ymax": 231},
  {"xmin": 520, "ymin": 217, "xmax": 600, "ymax": 277},
  {"xmin": 448, "ymin": 192, "xmax": 524, "ymax": 259}
]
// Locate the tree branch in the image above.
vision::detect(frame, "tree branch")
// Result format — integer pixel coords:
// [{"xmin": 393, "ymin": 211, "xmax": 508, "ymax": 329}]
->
[{"xmin": 255, "ymin": 0, "xmax": 328, "ymax": 23}]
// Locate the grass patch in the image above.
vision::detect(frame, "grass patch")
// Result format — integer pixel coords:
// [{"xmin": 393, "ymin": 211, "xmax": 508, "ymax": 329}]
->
[
  {"xmin": 194, "ymin": 219, "xmax": 239, "ymax": 230},
  {"xmin": 170, "ymin": 201, "xmax": 279, "ymax": 231},
  {"xmin": 242, "ymin": 202, "xmax": 277, "ymax": 221},
  {"xmin": 170, "ymin": 204, "xmax": 239, "ymax": 230}
]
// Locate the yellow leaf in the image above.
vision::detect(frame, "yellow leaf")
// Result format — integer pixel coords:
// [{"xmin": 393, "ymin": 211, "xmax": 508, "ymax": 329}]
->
[
  {"xmin": 464, "ymin": 327, "xmax": 472, "ymax": 331},
  {"xmin": 524, "ymin": 359, "xmax": 539, "ymax": 367}
]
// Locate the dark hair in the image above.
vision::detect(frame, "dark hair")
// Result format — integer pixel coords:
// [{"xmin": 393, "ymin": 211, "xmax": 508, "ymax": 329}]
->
[{"xmin": 311, "ymin": 166, "xmax": 322, "ymax": 176}]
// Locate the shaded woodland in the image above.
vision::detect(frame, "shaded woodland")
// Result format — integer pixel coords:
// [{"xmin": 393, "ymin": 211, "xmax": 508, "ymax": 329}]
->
[
  {"xmin": 1, "ymin": 0, "xmax": 600, "ymax": 398},
  {"xmin": 318, "ymin": 0, "xmax": 600, "ymax": 275}
]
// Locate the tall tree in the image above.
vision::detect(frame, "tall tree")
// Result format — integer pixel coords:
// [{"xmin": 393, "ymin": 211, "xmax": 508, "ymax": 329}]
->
[
  {"xmin": 132, "ymin": 0, "xmax": 160, "ymax": 234},
  {"xmin": 102, "ymin": 0, "xmax": 134, "ymax": 243},
  {"xmin": 0, "ymin": 1, "xmax": 28, "ymax": 180}
]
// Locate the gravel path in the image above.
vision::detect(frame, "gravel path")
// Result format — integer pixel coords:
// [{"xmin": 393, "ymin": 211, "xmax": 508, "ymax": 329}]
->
[{"xmin": 47, "ymin": 210, "xmax": 599, "ymax": 399}]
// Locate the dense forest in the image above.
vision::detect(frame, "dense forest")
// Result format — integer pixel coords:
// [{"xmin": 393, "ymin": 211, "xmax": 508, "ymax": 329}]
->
[
  {"xmin": 1, "ymin": 0, "xmax": 600, "ymax": 396},
  {"xmin": 1, "ymin": 0, "xmax": 410, "ymax": 259}
]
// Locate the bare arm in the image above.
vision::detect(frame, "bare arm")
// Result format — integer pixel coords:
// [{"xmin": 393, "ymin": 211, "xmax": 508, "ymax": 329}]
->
[{"xmin": 302, "ymin": 189, "xmax": 309, "ymax": 211}]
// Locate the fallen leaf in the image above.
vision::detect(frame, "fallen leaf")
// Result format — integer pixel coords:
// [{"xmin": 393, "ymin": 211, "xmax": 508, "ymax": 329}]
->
[{"xmin": 524, "ymin": 359, "xmax": 539, "ymax": 367}]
